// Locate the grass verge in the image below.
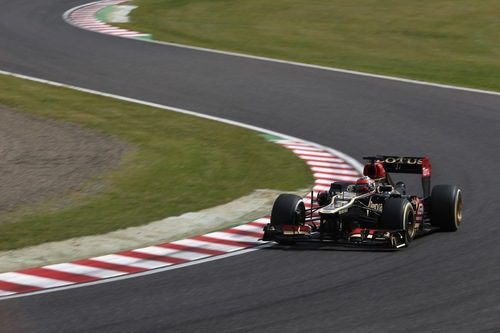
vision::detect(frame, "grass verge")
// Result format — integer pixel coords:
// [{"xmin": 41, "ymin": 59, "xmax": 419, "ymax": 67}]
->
[
  {"xmin": 0, "ymin": 74, "xmax": 312, "ymax": 251},
  {"xmin": 117, "ymin": 0, "xmax": 500, "ymax": 91}
]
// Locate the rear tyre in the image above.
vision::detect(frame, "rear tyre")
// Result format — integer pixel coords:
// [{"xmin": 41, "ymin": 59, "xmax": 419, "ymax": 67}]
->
[
  {"xmin": 270, "ymin": 194, "xmax": 305, "ymax": 245},
  {"xmin": 381, "ymin": 198, "xmax": 416, "ymax": 247},
  {"xmin": 430, "ymin": 185, "xmax": 462, "ymax": 232}
]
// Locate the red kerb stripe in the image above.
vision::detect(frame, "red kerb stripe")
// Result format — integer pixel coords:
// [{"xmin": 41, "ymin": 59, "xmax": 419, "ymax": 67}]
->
[
  {"xmin": 0, "ymin": 280, "xmax": 41, "ymax": 294},
  {"xmin": 298, "ymin": 152, "xmax": 342, "ymax": 159},
  {"xmin": 156, "ymin": 243, "xmax": 225, "ymax": 255},
  {"xmin": 192, "ymin": 235, "xmax": 256, "ymax": 248},
  {"xmin": 16, "ymin": 268, "xmax": 96, "ymax": 284},
  {"xmin": 119, "ymin": 251, "xmax": 188, "ymax": 265},
  {"xmin": 221, "ymin": 228, "xmax": 262, "ymax": 238},
  {"xmin": 246, "ymin": 221, "xmax": 267, "ymax": 228},
  {"xmin": 72, "ymin": 259, "xmax": 145, "ymax": 274}
]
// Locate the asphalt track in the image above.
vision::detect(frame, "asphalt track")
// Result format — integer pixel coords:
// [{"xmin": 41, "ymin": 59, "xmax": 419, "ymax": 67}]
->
[{"xmin": 1, "ymin": 0, "xmax": 500, "ymax": 332}]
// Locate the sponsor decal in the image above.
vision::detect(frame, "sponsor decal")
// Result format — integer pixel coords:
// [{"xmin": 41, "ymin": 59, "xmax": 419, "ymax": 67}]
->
[
  {"xmin": 368, "ymin": 200, "xmax": 383, "ymax": 212},
  {"xmin": 383, "ymin": 156, "xmax": 423, "ymax": 165}
]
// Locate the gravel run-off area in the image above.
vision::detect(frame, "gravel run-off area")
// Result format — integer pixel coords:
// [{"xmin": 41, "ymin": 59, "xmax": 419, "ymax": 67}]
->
[{"xmin": 0, "ymin": 107, "xmax": 128, "ymax": 214}]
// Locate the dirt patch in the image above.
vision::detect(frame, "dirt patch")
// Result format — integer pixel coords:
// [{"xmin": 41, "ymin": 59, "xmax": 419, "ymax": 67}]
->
[{"xmin": 0, "ymin": 107, "xmax": 128, "ymax": 217}]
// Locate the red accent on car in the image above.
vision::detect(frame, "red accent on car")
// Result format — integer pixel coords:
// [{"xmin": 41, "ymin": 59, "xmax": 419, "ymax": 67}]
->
[
  {"xmin": 363, "ymin": 162, "xmax": 386, "ymax": 179},
  {"xmin": 281, "ymin": 224, "xmax": 312, "ymax": 234},
  {"xmin": 415, "ymin": 198, "xmax": 424, "ymax": 223},
  {"xmin": 422, "ymin": 156, "xmax": 432, "ymax": 177},
  {"xmin": 350, "ymin": 227, "xmax": 364, "ymax": 234}
]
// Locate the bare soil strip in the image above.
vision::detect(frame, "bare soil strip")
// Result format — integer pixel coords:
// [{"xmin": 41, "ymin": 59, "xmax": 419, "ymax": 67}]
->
[{"xmin": 0, "ymin": 107, "xmax": 128, "ymax": 217}]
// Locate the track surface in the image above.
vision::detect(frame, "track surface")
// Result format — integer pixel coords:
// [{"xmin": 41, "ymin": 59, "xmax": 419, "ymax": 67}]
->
[{"xmin": 1, "ymin": 0, "xmax": 499, "ymax": 332}]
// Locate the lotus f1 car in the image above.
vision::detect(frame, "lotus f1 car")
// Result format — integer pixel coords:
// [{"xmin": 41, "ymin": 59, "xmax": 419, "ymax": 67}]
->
[{"xmin": 262, "ymin": 156, "xmax": 463, "ymax": 249}]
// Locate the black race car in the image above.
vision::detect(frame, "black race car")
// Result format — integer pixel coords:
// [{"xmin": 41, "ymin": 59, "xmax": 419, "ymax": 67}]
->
[{"xmin": 262, "ymin": 155, "xmax": 462, "ymax": 249}]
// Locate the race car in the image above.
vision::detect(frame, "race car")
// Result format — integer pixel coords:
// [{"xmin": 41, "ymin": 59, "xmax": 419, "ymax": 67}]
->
[{"xmin": 262, "ymin": 155, "xmax": 463, "ymax": 249}]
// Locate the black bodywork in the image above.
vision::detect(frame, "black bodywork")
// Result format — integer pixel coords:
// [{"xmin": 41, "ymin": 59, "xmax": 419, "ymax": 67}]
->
[{"xmin": 262, "ymin": 155, "xmax": 461, "ymax": 249}]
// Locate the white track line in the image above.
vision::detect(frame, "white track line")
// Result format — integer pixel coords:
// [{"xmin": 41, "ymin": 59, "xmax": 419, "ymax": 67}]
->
[{"xmin": 62, "ymin": 1, "xmax": 500, "ymax": 97}]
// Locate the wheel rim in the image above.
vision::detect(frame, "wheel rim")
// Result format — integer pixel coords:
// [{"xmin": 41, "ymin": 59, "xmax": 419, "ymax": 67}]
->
[
  {"xmin": 294, "ymin": 201, "xmax": 305, "ymax": 225},
  {"xmin": 406, "ymin": 205, "xmax": 416, "ymax": 240},
  {"xmin": 455, "ymin": 190, "xmax": 463, "ymax": 227}
]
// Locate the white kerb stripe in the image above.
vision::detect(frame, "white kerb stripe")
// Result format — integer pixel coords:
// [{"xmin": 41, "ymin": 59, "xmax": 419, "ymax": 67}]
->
[
  {"xmin": 316, "ymin": 176, "xmax": 358, "ymax": 183},
  {"xmin": 276, "ymin": 140, "xmax": 311, "ymax": 146},
  {"xmin": 293, "ymin": 149, "xmax": 333, "ymax": 157},
  {"xmin": 45, "ymin": 262, "xmax": 126, "ymax": 279},
  {"xmin": 80, "ymin": 23, "xmax": 108, "ymax": 28},
  {"xmin": 96, "ymin": 29, "xmax": 129, "ymax": 33},
  {"xmin": 314, "ymin": 169, "xmax": 360, "ymax": 176},
  {"xmin": 132, "ymin": 246, "xmax": 210, "ymax": 261},
  {"xmin": 0, "ymin": 272, "xmax": 73, "ymax": 289},
  {"xmin": 74, "ymin": 19, "xmax": 102, "ymax": 23},
  {"xmin": 0, "ymin": 290, "xmax": 16, "ymax": 297},
  {"xmin": 298, "ymin": 155, "xmax": 345, "ymax": 163},
  {"xmin": 278, "ymin": 138, "xmax": 307, "ymax": 142},
  {"xmin": 252, "ymin": 217, "xmax": 271, "ymax": 224},
  {"xmin": 171, "ymin": 239, "xmax": 244, "ymax": 252},
  {"xmin": 204, "ymin": 231, "xmax": 261, "ymax": 243},
  {"xmin": 312, "ymin": 166, "xmax": 360, "ymax": 174},
  {"xmin": 91, "ymin": 254, "xmax": 170, "ymax": 270},
  {"xmin": 306, "ymin": 161, "xmax": 351, "ymax": 169},
  {"xmin": 284, "ymin": 145, "xmax": 327, "ymax": 152},
  {"xmin": 232, "ymin": 224, "xmax": 264, "ymax": 233}
]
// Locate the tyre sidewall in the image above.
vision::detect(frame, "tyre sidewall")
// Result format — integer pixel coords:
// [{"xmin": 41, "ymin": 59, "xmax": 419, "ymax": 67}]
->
[
  {"xmin": 381, "ymin": 198, "xmax": 415, "ymax": 246},
  {"xmin": 430, "ymin": 185, "xmax": 462, "ymax": 231},
  {"xmin": 271, "ymin": 194, "xmax": 305, "ymax": 226}
]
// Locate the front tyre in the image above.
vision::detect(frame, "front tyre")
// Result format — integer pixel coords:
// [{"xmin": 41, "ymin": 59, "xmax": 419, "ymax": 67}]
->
[
  {"xmin": 271, "ymin": 194, "xmax": 305, "ymax": 227},
  {"xmin": 381, "ymin": 198, "xmax": 416, "ymax": 247},
  {"xmin": 270, "ymin": 194, "xmax": 305, "ymax": 245},
  {"xmin": 430, "ymin": 185, "xmax": 462, "ymax": 232}
]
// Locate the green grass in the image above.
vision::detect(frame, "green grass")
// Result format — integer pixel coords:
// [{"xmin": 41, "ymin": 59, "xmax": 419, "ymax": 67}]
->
[
  {"xmin": 117, "ymin": 0, "xmax": 500, "ymax": 91},
  {"xmin": 0, "ymin": 74, "xmax": 312, "ymax": 250}
]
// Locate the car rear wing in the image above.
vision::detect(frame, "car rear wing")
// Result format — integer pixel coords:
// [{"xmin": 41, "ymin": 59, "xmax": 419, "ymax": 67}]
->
[{"xmin": 363, "ymin": 155, "xmax": 432, "ymax": 197}]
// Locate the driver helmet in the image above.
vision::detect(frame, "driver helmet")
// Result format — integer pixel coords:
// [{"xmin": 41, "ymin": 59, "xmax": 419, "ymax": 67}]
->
[{"xmin": 354, "ymin": 176, "xmax": 375, "ymax": 193}]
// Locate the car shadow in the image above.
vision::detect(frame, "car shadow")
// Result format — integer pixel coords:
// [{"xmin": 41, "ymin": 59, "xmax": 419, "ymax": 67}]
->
[
  {"xmin": 261, "ymin": 228, "xmax": 437, "ymax": 252},
  {"xmin": 261, "ymin": 242, "xmax": 399, "ymax": 252}
]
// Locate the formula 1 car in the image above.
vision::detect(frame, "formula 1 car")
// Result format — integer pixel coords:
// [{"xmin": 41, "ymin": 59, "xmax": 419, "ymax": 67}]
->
[{"xmin": 262, "ymin": 155, "xmax": 462, "ymax": 249}]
